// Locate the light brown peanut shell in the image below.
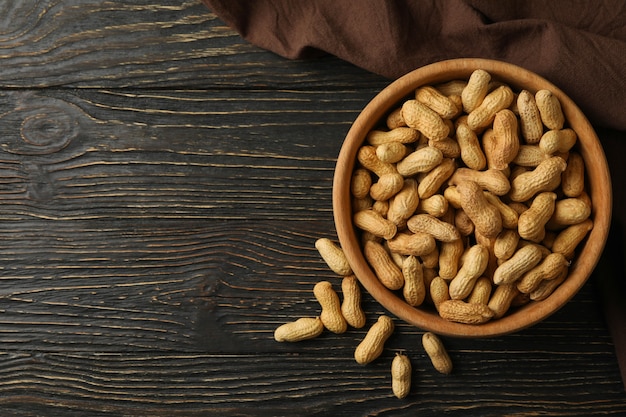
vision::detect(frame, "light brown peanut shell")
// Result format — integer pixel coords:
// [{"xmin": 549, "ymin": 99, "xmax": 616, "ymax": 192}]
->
[
  {"xmin": 535, "ymin": 89, "xmax": 565, "ymax": 130},
  {"xmin": 516, "ymin": 252, "xmax": 569, "ymax": 293},
  {"xmin": 517, "ymin": 192, "xmax": 557, "ymax": 243},
  {"xmin": 512, "ymin": 145, "xmax": 548, "ymax": 167},
  {"xmin": 417, "ymin": 158, "xmax": 457, "ymax": 199},
  {"xmin": 352, "ymin": 195, "xmax": 374, "ymax": 213},
  {"xmin": 429, "ymin": 137, "xmax": 461, "ymax": 158},
  {"xmin": 530, "ymin": 267, "xmax": 568, "ymax": 301},
  {"xmin": 407, "ymin": 213, "xmax": 461, "ymax": 242},
  {"xmin": 517, "ymin": 89, "xmax": 544, "ymax": 144},
  {"xmin": 494, "ymin": 229, "xmax": 521, "ymax": 261},
  {"xmin": 341, "ymin": 275, "xmax": 367, "ymax": 328},
  {"xmin": 351, "ymin": 168, "xmax": 372, "ymax": 199},
  {"xmin": 354, "ymin": 315, "xmax": 395, "ymax": 365},
  {"xmin": 387, "ymin": 178, "xmax": 420, "ymax": 225},
  {"xmin": 539, "ymin": 128, "xmax": 577, "ymax": 155},
  {"xmin": 370, "ymin": 172, "xmax": 405, "ymax": 201},
  {"xmin": 456, "ymin": 180, "xmax": 503, "ymax": 239},
  {"xmin": 487, "ymin": 283, "xmax": 520, "ymax": 319},
  {"xmin": 366, "ymin": 127, "xmax": 419, "ymax": 146},
  {"xmin": 454, "ymin": 208, "xmax": 475, "ymax": 236},
  {"xmin": 438, "ymin": 299, "xmax": 495, "ymax": 324},
  {"xmin": 456, "ymin": 122, "xmax": 486, "ymax": 170},
  {"xmin": 391, "ymin": 353, "xmax": 412, "ymax": 399},
  {"xmin": 274, "ymin": 317, "xmax": 325, "ymax": 342},
  {"xmin": 420, "ymin": 245, "xmax": 440, "ymax": 269},
  {"xmin": 509, "ymin": 156, "xmax": 567, "ymax": 202},
  {"xmin": 439, "ymin": 238, "xmax": 466, "ymax": 280},
  {"xmin": 364, "ymin": 240, "xmax": 405, "ymax": 290},
  {"xmin": 376, "ymin": 141, "xmax": 409, "ymax": 163},
  {"xmin": 402, "ymin": 99, "xmax": 450, "ymax": 141},
  {"xmin": 551, "ymin": 218, "xmax": 593, "ymax": 259},
  {"xmin": 561, "ymin": 151, "xmax": 585, "ymax": 197},
  {"xmin": 547, "ymin": 197, "xmax": 591, "ymax": 228},
  {"xmin": 491, "ymin": 108, "xmax": 520, "ymax": 170},
  {"xmin": 403, "ymin": 255, "xmax": 426, "ymax": 306},
  {"xmin": 357, "ymin": 145, "xmax": 397, "ymax": 177},
  {"xmin": 397, "ymin": 146, "xmax": 444, "ymax": 177},
  {"xmin": 417, "ymin": 194, "xmax": 449, "ymax": 218},
  {"xmin": 385, "ymin": 109, "xmax": 407, "ymax": 130},
  {"xmin": 448, "ymin": 244, "xmax": 489, "ymax": 300},
  {"xmin": 484, "ymin": 192, "xmax": 519, "ymax": 229},
  {"xmin": 449, "ymin": 168, "xmax": 511, "ymax": 196},
  {"xmin": 416, "ymin": 85, "xmax": 459, "ymax": 119},
  {"xmin": 387, "ymin": 232, "xmax": 437, "ymax": 257},
  {"xmin": 313, "ymin": 281, "xmax": 348, "ymax": 334},
  {"xmin": 422, "ymin": 332, "xmax": 453, "ymax": 374},
  {"xmin": 430, "ymin": 276, "xmax": 451, "ymax": 312},
  {"xmin": 353, "ymin": 209, "xmax": 397, "ymax": 240},
  {"xmin": 437, "ymin": 79, "xmax": 468, "ymax": 97},
  {"xmin": 467, "ymin": 276, "xmax": 493, "ymax": 305},
  {"xmin": 493, "ymin": 244, "xmax": 543, "ymax": 285},
  {"xmin": 467, "ymin": 85, "xmax": 514, "ymax": 131},
  {"xmin": 461, "ymin": 69, "xmax": 491, "ymax": 113},
  {"xmin": 315, "ymin": 238, "xmax": 353, "ymax": 276}
]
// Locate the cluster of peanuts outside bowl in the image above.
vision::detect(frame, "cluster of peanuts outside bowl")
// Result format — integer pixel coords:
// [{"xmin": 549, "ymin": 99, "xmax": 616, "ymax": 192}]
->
[{"xmin": 333, "ymin": 58, "xmax": 612, "ymax": 338}]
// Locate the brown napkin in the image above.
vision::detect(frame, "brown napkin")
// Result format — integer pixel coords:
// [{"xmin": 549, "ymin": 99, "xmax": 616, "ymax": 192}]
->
[
  {"xmin": 203, "ymin": 0, "xmax": 626, "ymax": 130},
  {"xmin": 203, "ymin": 0, "xmax": 626, "ymax": 389}
]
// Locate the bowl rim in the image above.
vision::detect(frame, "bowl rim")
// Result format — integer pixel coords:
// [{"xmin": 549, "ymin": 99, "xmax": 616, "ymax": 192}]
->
[{"xmin": 332, "ymin": 58, "xmax": 612, "ymax": 338}]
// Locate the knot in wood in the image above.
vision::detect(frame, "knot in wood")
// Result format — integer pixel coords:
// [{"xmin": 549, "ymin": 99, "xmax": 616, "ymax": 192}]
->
[{"xmin": 19, "ymin": 106, "xmax": 78, "ymax": 155}]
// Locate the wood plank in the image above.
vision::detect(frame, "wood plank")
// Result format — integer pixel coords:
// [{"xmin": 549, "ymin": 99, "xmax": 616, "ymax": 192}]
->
[
  {"xmin": 0, "ymin": 218, "xmax": 330, "ymax": 352},
  {"xmin": 0, "ymin": 86, "xmax": 359, "ymax": 351},
  {"xmin": 0, "ymin": 337, "xmax": 623, "ymax": 417},
  {"xmin": 0, "ymin": 1, "xmax": 386, "ymax": 89},
  {"xmin": 0, "ymin": 88, "xmax": 384, "ymax": 221},
  {"xmin": 0, "ymin": 210, "xmax": 622, "ymax": 363}
]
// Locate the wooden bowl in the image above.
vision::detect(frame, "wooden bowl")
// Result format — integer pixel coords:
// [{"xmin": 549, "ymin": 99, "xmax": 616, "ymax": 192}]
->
[{"xmin": 332, "ymin": 58, "xmax": 611, "ymax": 337}]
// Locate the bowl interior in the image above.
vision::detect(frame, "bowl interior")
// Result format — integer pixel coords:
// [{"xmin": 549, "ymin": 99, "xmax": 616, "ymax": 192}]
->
[{"xmin": 333, "ymin": 58, "xmax": 612, "ymax": 338}]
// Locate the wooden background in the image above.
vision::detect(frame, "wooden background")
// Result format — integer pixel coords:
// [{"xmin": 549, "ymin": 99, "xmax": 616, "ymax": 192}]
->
[{"xmin": 0, "ymin": 1, "xmax": 624, "ymax": 415}]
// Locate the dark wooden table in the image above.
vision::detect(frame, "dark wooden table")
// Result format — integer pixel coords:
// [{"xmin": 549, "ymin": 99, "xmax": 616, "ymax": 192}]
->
[{"xmin": 0, "ymin": 1, "xmax": 624, "ymax": 416}]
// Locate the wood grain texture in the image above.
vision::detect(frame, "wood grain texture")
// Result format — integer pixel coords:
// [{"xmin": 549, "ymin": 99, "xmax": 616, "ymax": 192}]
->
[
  {"xmin": 0, "ymin": 314, "xmax": 623, "ymax": 417},
  {"xmin": 0, "ymin": 0, "xmax": 385, "ymax": 89},
  {"xmin": 0, "ymin": 1, "xmax": 623, "ymax": 416},
  {"xmin": 0, "ymin": 88, "xmax": 377, "ymax": 221}
]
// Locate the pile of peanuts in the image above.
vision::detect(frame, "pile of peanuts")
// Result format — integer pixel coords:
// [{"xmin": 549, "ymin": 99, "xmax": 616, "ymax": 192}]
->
[
  {"xmin": 275, "ymin": 237, "xmax": 452, "ymax": 399},
  {"xmin": 351, "ymin": 69, "xmax": 592, "ymax": 324},
  {"xmin": 273, "ymin": 69, "xmax": 594, "ymax": 399}
]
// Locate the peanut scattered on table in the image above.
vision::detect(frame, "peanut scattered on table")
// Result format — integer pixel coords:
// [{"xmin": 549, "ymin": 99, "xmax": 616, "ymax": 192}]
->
[
  {"xmin": 315, "ymin": 238, "xmax": 353, "ymax": 276},
  {"xmin": 354, "ymin": 315, "xmax": 395, "ymax": 365},
  {"xmin": 422, "ymin": 332, "xmax": 453, "ymax": 374},
  {"xmin": 391, "ymin": 352, "xmax": 412, "ymax": 399},
  {"xmin": 341, "ymin": 275, "xmax": 367, "ymax": 328},
  {"xmin": 274, "ymin": 317, "xmax": 325, "ymax": 342},
  {"xmin": 314, "ymin": 281, "xmax": 348, "ymax": 334}
]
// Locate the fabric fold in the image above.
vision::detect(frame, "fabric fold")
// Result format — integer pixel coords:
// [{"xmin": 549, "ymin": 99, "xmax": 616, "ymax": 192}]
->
[{"xmin": 203, "ymin": 0, "xmax": 626, "ymax": 131}]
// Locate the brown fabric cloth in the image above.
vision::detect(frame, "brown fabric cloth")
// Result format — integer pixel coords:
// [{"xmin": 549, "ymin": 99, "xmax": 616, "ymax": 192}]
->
[
  {"xmin": 202, "ymin": 0, "xmax": 626, "ymax": 390},
  {"xmin": 203, "ymin": 0, "xmax": 626, "ymax": 131}
]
